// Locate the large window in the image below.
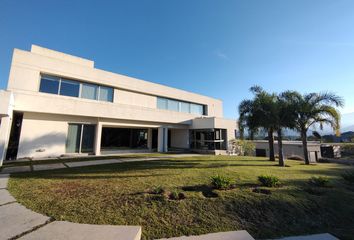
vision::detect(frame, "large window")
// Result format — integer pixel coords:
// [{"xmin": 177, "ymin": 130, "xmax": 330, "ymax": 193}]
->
[
  {"xmin": 190, "ymin": 129, "xmax": 227, "ymax": 150},
  {"xmin": 157, "ymin": 97, "xmax": 207, "ymax": 115},
  {"xmin": 39, "ymin": 76, "xmax": 60, "ymax": 94},
  {"xmin": 157, "ymin": 98, "xmax": 168, "ymax": 110},
  {"xmin": 99, "ymin": 86, "xmax": 114, "ymax": 102},
  {"xmin": 101, "ymin": 128, "xmax": 148, "ymax": 150},
  {"xmin": 66, "ymin": 124, "xmax": 96, "ymax": 153},
  {"xmin": 190, "ymin": 103, "xmax": 204, "ymax": 115},
  {"xmin": 39, "ymin": 74, "xmax": 114, "ymax": 103},
  {"xmin": 81, "ymin": 83, "xmax": 98, "ymax": 100},
  {"xmin": 167, "ymin": 99, "xmax": 179, "ymax": 111},
  {"xmin": 60, "ymin": 79, "xmax": 80, "ymax": 97}
]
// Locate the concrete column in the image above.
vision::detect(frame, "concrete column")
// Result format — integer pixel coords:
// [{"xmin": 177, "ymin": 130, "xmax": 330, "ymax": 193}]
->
[
  {"xmin": 147, "ymin": 128, "xmax": 152, "ymax": 151},
  {"xmin": 0, "ymin": 116, "xmax": 12, "ymax": 166},
  {"xmin": 94, "ymin": 122, "xmax": 102, "ymax": 156},
  {"xmin": 157, "ymin": 127, "xmax": 164, "ymax": 152},
  {"xmin": 164, "ymin": 127, "xmax": 168, "ymax": 152}
]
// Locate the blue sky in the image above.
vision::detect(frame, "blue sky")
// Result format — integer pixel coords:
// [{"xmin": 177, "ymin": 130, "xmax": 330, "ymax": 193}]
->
[{"xmin": 1, "ymin": 0, "xmax": 354, "ymax": 120}]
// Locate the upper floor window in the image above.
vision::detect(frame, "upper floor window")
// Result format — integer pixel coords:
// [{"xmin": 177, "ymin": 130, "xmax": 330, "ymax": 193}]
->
[
  {"xmin": 39, "ymin": 76, "xmax": 60, "ymax": 94},
  {"xmin": 39, "ymin": 74, "xmax": 114, "ymax": 102},
  {"xmin": 99, "ymin": 86, "xmax": 114, "ymax": 102},
  {"xmin": 156, "ymin": 97, "xmax": 207, "ymax": 115}
]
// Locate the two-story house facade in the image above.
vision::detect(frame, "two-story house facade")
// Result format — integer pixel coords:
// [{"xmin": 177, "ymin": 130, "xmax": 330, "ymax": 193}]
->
[{"xmin": 0, "ymin": 45, "xmax": 237, "ymax": 164}]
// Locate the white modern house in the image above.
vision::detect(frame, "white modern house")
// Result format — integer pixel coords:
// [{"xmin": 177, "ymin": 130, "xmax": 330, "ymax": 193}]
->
[{"xmin": 0, "ymin": 45, "xmax": 237, "ymax": 164}]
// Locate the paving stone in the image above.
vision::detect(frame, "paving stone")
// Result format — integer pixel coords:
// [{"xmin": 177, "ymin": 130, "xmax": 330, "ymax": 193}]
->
[
  {"xmin": 0, "ymin": 189, "xmax": 16, "ymax": 205},
  {"xmin": 157, "ymin": 230, "xmax": 255, "ymax": 240},
  {"xmin": 66, "ymin": 159, "xmax": 122, "ymax": 168},
  {"xmin": 1, "ymin": 165, "xmax": 31, "ymax": 174},
  {"xmin": 0, "ymin": 202, "xmax": 50, "ymax": 240},
  {"xmin": 19, "ymin": 221, "xmax": 142, "ymax": 240},
  {"xmin": 33, "ymin": 163, "xmax": 66, "ymax": 171},
  {"xmin": 276, "ymin": 233, "xmax": 338, "ymax": 240},
  {"xmin": 0, "ymin": 174, "xmax": 9, "ymax": 189}
]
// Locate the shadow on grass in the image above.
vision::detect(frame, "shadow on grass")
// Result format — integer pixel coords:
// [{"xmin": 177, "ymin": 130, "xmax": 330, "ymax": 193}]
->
[
  {"xmin": 10, "ymin": 159, "xmax": 276, "ymax": 180},
  {"xmin": 182, "ymin": 184, "xmax": 219, "ymax": 198}
]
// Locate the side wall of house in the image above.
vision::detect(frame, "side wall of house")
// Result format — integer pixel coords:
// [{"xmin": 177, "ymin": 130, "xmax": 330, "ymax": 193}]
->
[{"xmin": 17, "ymin": 112, "xmax": 97, "ymax": 159}]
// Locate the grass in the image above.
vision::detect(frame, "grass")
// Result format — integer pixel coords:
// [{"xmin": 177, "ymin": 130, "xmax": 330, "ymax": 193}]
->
[{"xmin": 8, "ymin": 156, "xmax": 354, "ymax": 240}]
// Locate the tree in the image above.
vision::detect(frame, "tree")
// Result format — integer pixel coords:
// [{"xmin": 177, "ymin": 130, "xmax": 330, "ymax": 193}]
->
[
  {"xmin": 238, "ymin": 86, "xmax": 277, "ymax": 161},
  {"xmin": 282, "ymin": 91, "xmax": 344, "ymax": 164},
  {"xmin": 274, "ymin": 93, "xmax": 297, "ymax": 166}
]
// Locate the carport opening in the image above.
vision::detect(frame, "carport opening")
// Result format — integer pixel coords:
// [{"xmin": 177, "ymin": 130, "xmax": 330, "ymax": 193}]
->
[{"xmin": 101, "ymin": 127, "xmax": 148, "ymax": 151}]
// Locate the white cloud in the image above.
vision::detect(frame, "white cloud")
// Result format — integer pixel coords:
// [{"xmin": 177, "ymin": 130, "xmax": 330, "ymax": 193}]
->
[{"xmin": 214, "ymin": 50, "xmax": 229, "ymax": 60}]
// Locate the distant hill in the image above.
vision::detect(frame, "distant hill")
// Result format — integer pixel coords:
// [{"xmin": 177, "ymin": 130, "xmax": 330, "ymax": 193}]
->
[
  {"xmin": 323, "ymin": 131, "xmax": 354, "ymax": 143},
  {"xmin": 308, "ymin": 112, "xmax": 354, "ymax": 135}
]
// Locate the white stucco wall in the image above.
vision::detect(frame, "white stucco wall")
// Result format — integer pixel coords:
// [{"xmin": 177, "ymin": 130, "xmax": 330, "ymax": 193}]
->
[
  {"xmin": 7, "ymin": 45, "xmax": 223, "ymax": 118},
  {"xmin": 254, "ymin": 141, "xmax": 321, "ymax": 161},
  {"xmin": 18, "ymin": 112, "xmax": 68, "ymax": 158},
  {"xmin": 115, "ymin": 89, "xmax": 156, "ymax": 109}
]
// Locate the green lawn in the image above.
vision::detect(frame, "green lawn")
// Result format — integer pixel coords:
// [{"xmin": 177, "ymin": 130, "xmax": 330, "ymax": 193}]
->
[{"xmin": 8, "ymin": 156, "xmax": 354, "ymax": 240}]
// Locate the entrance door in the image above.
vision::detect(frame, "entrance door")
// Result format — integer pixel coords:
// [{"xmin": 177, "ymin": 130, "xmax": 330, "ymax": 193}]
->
[
  {"xmin": 66, "ymin": 124, "xmax": 95, "ymax": 153},
  {"xmin": 5, "ymin": 112, "xmax": 23, "ymax": 160}
]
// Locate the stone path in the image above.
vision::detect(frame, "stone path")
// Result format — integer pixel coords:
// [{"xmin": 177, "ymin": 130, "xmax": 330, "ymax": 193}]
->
[
  {"xmin": 0, "ymin": 174, "xmax": 142, "ymax": 240},
  {"xmin": 18, "ymin": 221, "xmax": 142, "ymax": 240}
]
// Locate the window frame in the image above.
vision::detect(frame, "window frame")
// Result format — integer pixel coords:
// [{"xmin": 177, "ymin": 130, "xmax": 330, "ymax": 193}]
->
[
  {"xmin": 156, "ymin": 97, "xmax": 207, "ymax": 115},
  {"xmin": 39, "ymin": 74, "xmax": 114, "ymax": 103},
  {"xmin": 59, "ymin": 79, "xmax": 80, "ymax": 97}
]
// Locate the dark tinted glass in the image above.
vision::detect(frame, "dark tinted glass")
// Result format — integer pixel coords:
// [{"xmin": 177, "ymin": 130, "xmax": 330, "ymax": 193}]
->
[
  {"xmin": 60, "ymin": 79, "xmax": 80, "ymax": 97},
  {"xmin": 81, "ymin": 125, "xmax": 96, "ymax": 153},
  {"xmin": 39, "ymin": 77, "xmax": 59, "ymax": 94}
]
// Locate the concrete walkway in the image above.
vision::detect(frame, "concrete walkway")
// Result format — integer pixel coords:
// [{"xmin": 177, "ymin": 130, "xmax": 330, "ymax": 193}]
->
[
  {"xmin": 0, "ymin": 154, "xmax": 203, "ymax": 174},
  {"xmin": 0, "ymin": 173, "xmax": 141, "ymax": 240}
]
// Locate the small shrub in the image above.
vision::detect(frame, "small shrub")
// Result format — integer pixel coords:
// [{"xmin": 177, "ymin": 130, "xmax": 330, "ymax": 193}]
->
[
  {"xmin": 210, "ymin": 175, "xmax": 232, "ymax": 189},
  {"xmin": 168, "ymin": 190, "xmax": 186, "ymax": 200},
  {"xmin": 258, "ymin": 175, "xmax": 280, "ymax": 187},
  {"xmin": 229, "ymin": 139, "xmax": 255, "ymax": 156},
  {"xmin": 151, "ymin": 186, "xmax": 165, "ymax": 194},
  {"xmin": 309, "ymin": 176, "xmax": 330, "ymax": 187},
  {"xmin": 342, "ymin": 171, "xmax": 354, "ymax": 184}
]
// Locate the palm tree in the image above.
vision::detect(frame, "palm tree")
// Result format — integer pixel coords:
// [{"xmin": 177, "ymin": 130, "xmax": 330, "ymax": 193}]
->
[
  {"xmin": 282, "ymin": 91, "xmax": 344, "ymax": 164},
  {"xmin": 238, "ymin": 86, "xmax": 277, "ymax": 161},
  {"xmin": 251, "ymin": 88, "xmax": 277, "ymax": 162},
  {"xmin": 274, "ymin": 93, "xmax": 297, "ymax": 166}
]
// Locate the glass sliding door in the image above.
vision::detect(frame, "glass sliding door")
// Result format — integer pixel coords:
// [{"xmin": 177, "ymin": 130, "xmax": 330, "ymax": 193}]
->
[
  {"xmin": 66, "ymin": 124, "xmax": 95, "ymax": 153},
  {"xmin": 81, "ymin": 125, "xmax": 95, "ymax": 153},
  {"xmin": 66, "ymin": 124, "xmax": 82, "ymax": 153}
]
